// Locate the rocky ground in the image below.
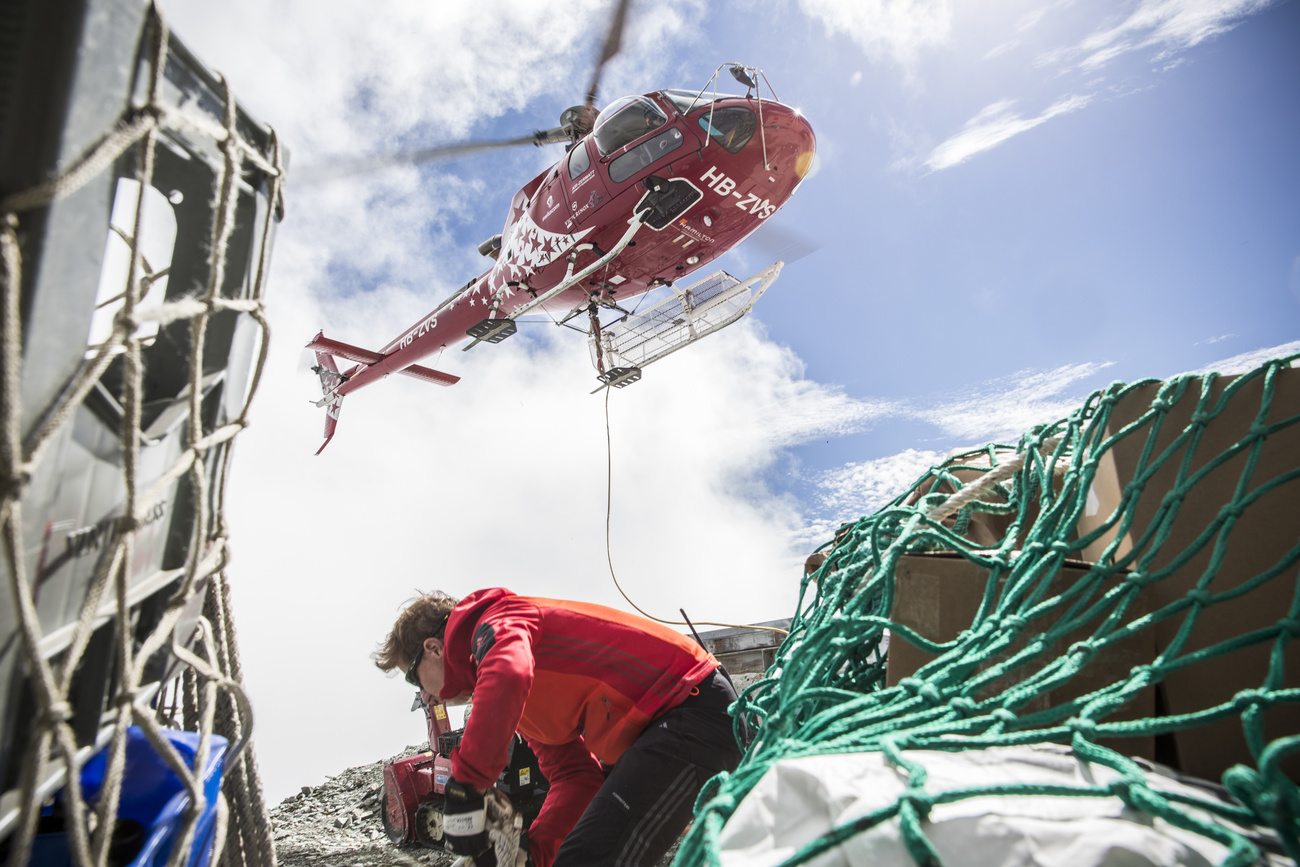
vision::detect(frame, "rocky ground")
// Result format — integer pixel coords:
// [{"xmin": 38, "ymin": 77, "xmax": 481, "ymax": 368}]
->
[
  {"xmin": 268, "ymin": 745, "xmax": 682, "ymax": 867},
  {"xmin": 270, "ymin": 745, "xmax": 454, "ymax": 867}
]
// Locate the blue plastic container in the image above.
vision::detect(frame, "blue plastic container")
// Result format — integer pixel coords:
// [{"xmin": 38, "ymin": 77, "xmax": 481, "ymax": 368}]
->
[{"xmin": 30, "ymin": 727, "xmax": 228, "ymax": 867}]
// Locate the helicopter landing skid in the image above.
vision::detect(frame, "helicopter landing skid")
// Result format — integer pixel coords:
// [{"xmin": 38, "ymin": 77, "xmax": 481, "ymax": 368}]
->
[
  {"xmin": 593, "ymin": 366, "xmax": 643, "ymax": 392},
  {"xmin": 466, "ymin": 318, "xmax": 518, "ymax": 344}
]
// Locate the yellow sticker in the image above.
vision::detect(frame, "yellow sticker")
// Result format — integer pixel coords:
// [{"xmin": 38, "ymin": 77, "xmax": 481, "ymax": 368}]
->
[
  {"xmin": 519, "ymin": 768, "xmax": 531, "ymax": 786},
  {"xmin": 434, "ymin": 705, "xmax": 447, "ymax": 720}
]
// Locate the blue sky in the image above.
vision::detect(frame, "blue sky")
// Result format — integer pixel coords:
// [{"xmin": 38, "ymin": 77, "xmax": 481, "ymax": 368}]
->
[{"xmin": 160, "ymin": 0, "xmax": 1299, "ymax": 800}]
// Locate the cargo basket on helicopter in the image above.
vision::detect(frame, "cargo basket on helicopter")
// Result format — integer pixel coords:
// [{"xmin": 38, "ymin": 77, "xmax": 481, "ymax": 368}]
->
[{"xmin": 589, "ymin": 262, "xmax": 782, "ymax": 378}]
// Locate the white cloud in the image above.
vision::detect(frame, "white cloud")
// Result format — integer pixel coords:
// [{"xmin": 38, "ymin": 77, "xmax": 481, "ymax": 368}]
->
[
  {"xmin": 896, "ymin": 0, "xmax": 1275, "ymax": 174},
  {"xmin": 226, "ymin": 279, "xmax": 880, "ymax": 800},
  {"xmin": 923, "ymin": 93, "xmax": 1093, "ymax": 171},
  {"xmin": 1015, "ymin": 7, "xmax": 1050, "ymax": 34},
  {"xmin": 793, "ymin": 361, "xmax": 1117, "ymax": 547},
  {"xmin": 797, "ymin": 0, "xmax": 953, "ymax": 78},
  {"xmin": 981, "ymin": 40, "xmax": 1021, "ymax": 61},
  {"xmin": 154, "ymin": 0, "xmax": 819, "ymax": 804},
  {"xmin": 908, "ymin": 361, "xmax": 1115, "ymax": 441},
  {"xmin": 1189, "ymin": 340, "xmax": 1300, "ymax": 376},
  {"xmin": 793, "ymin": 346, "xmax": 1298, "ymax": 546},
  {"xmin": 1076, "ymin": 0, "xmax": 1276, "ymax": 71},
  {"xmin": 797, "ymin": 448, "xmax": 945, "ymax": 546},
  {"xmin": 159, "ymin": 0, "xmax": 704, "ymax": 172}
]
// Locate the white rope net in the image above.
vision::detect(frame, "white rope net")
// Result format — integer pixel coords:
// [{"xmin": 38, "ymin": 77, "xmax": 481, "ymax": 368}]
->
[{"xmin": 1, "ymin": 6, "xmax": 282, "ymax": 867}]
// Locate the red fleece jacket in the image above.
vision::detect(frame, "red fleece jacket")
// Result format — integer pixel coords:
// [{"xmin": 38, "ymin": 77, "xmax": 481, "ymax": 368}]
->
[{"xmin": 438, "ymin": 589, "xmax": 717, "ymax": 867}]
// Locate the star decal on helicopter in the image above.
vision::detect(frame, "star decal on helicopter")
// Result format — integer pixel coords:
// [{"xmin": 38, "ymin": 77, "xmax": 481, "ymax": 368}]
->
[{"xmin": 498, "ymin": 209, "xmax": 594, "ymax": 278}]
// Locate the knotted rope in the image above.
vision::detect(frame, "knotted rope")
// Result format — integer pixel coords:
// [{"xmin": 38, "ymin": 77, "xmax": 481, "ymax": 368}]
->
[{"xmin": 1, "ymin": 6, "xmax": 282, "ymax": 867}]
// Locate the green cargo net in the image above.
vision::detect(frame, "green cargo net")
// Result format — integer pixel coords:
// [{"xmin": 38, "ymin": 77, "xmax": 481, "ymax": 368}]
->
[{"xmin": 677, "ymin": 354, "xmax": 1300, "ymax": 866}]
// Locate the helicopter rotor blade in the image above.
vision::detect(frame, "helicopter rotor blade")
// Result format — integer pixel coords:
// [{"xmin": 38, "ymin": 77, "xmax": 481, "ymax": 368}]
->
[
  {"xmin": 583, "ymin": 0, "xmax": 633, "ymax": 113},
  {"xmin": 294, "ymin": 0, "xmax": 635, "ymax": 184},
  {"xmin": 744, "ymin": 221, "xmax": 822, "ymax": 265},
  {"xmin": 292, "ymin": 134, "xmax": 546, "ymax": 184}
]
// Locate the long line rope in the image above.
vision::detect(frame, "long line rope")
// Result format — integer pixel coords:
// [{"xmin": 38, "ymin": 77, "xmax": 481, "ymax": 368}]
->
[{"xmin": 601, "ymin": 385, "xmax": 788, "ymax": 636}]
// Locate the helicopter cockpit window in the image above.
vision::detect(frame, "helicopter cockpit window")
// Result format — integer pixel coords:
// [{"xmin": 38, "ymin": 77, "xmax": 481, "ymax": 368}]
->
[
  {"xmin": 659, "ymin": 89, "xmax": 739, "ymax": 116},
  {"xmin": 698, "ymin": 106, "xmax": 757, "ymax": 154},
  {"xmin": 568, "ymin": 140, "xmax": 591, "ymax": 177},
  {"xmin": 609, "ymin": 127, "xmax": 684, "ymax": 184},
  {"xmin": 593, "ymin": 96, "xmax": 668, "ymax": 156}
]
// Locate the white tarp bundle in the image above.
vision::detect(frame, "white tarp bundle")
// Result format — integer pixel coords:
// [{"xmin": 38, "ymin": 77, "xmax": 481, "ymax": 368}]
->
[{"xmin": 716, "ymin": 744, "xmax": 1289, "ymax": 866}]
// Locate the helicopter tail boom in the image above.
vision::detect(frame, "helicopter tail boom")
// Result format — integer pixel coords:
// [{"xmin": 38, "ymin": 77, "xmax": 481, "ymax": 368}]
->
[
  {"xmin": 306, "ymin": 333, "xmax": 384, "ymax": 366},
  {"xmin": 306, "ymin": 331, "xmax": 462, "ymax": 453}
]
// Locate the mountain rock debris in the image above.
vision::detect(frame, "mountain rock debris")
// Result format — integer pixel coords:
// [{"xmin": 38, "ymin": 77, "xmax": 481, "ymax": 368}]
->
[{"xmin": 270, "ymin": 744, "xmax": 682, "ymax": 867}]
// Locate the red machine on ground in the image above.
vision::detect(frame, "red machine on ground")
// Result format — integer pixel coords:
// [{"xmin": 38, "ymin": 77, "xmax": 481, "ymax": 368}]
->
[
  {"xmin": 382, "ymin": 696, "xmax": 549, "ymax": 859},
  {"xmin": 308, "ymin": 55, "xmax": 816, "ymax": 452}
]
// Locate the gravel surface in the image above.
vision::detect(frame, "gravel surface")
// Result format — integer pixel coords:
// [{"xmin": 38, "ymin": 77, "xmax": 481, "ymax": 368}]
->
[
  {"xmin": 270, "ymin": 744, "xmax": 455, "ymax": 867},
  {"xmin": 268, "ymin": 745, "xmax": 682, "ymax": 867}
]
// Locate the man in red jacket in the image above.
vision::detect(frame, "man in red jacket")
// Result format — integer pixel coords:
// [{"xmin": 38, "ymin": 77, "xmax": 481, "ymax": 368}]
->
[{"xmin": 373, "ymin": 588, "xmax": 744, "ymax": 867}]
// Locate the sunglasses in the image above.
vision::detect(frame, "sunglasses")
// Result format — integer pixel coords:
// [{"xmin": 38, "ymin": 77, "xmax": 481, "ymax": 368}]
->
[
  {"xmin": 405, "ymin": 614, "xmax": 450, "ymax": 690},
  {"xmin": 404, "ymin": 645, "xmax": 426, "ymax": 689}
]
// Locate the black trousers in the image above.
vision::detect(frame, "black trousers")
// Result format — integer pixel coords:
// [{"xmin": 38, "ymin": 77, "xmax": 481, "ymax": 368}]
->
[{"xmin": 552, "ymin": 668, "xmax": 743, "ymax": 867}]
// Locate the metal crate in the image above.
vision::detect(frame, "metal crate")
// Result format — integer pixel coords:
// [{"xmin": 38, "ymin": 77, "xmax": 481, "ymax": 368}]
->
[{"xmin": 0, "ymin": 0, "xmax": 283, "ymax": 852}]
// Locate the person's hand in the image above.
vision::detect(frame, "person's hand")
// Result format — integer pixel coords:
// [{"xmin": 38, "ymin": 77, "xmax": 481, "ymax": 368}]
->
[{"xmin": 442, "ymin": 777, "xmax": 490, "ymax": 861}]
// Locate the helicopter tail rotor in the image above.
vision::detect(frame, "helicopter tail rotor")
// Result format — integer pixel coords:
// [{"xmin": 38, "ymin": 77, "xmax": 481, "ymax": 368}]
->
[
  {"xmin": 309, "ymin": 342, "xmax": 346, "ymax": 454},
  {"xmin": 306, "ymin": 330, "xmax": 461, "ymax": 452}
]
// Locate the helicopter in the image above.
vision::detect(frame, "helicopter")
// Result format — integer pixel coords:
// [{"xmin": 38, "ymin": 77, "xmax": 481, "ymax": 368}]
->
[{"xmin": 306, "ymin": 5, "xmax": 816, "ymax": 454}]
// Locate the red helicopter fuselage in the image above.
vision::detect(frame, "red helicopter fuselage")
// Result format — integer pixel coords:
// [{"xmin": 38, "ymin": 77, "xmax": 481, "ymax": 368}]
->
[{"xmin": 308, "ymin": 86, "xmax": 816, "ymax": 451}]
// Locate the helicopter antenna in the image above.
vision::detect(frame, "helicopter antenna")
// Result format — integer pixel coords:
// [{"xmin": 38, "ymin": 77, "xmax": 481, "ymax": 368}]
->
[{"xmin": 702, "ymin": 63, "xmax": 775, "ymax": 172}]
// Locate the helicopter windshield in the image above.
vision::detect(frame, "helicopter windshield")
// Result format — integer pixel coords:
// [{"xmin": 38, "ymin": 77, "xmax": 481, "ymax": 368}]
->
[
  {"xmin": 593, "ymin": 96, "xmax": 668, "ymax": 156},
  {"xmin": 659, "ymin": 88, "xmax": 741, "ymax": 116}
]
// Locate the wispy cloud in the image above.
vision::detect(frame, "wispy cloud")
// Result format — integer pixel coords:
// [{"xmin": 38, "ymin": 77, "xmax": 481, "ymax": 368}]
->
[
  {"xmin": 923, "ymin": 94, "xmax": 1093, "ymax": 171},
  {"xmin": 157, "ymin": 0, "xmax": 730, "ymax": 802},
  {"xmin": 904, "ymin": 0, "xmax": 1276, "ymax": 173},
  {"xmin": 1076, "ymin": 0, "xmax": 1277, "ymax": 71},
  {"xmin": 794, "ymin": 361, "xmax": 1117, "ymax": 542},
  {"xmin": 796, "ymin": 346, "xmax": 1298, "ymax": 542},
  {"xmin": 796, "ymin": 448, "xmax": 945, "ymax": 547},
  {"xmin": 797, "ymin": 0, "xmax": 953, "ymax": 79},
  {"xmin": 909, "ymin": 361, "xmax": 1115, "ymax": 441},
  {"xmin": 1189, "ymin": 340, "xmax": 1300, "ymax": 375},
  {"xmin": 982, "ymin": 40, "xmax": 1021, "ymax": 61}
]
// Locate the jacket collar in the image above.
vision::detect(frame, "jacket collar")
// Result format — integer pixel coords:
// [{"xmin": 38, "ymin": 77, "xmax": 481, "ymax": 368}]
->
[{"xmin": 439, "ymin": 587, "xmax": 514, "ymax": 700}]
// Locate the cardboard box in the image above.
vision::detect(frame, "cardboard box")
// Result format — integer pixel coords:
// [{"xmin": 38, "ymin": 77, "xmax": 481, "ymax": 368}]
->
[
  {"xmin": 1077, "ymin": 367, "xmax": 1300, "ymax": 782},
  {"xmin": 885, "ymin": 552, "xmax": 1156, "ymax": 761}
]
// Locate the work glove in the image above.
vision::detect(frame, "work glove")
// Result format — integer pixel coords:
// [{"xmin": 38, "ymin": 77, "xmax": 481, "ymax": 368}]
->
[{"xmin": 443, "ymin": 777, "xmax": 492, "ymax": 862}]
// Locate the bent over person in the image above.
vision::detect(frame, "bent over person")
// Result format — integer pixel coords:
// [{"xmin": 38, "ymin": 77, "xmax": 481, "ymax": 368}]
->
[{"xmin": 373, "ymin": 588, "xmax": 744, "ymax": 867}]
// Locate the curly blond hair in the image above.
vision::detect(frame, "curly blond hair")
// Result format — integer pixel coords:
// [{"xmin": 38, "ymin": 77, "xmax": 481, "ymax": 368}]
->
[{"xmin": 373, "ymin": 590, "xmax": 459, "ymax": 672}]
